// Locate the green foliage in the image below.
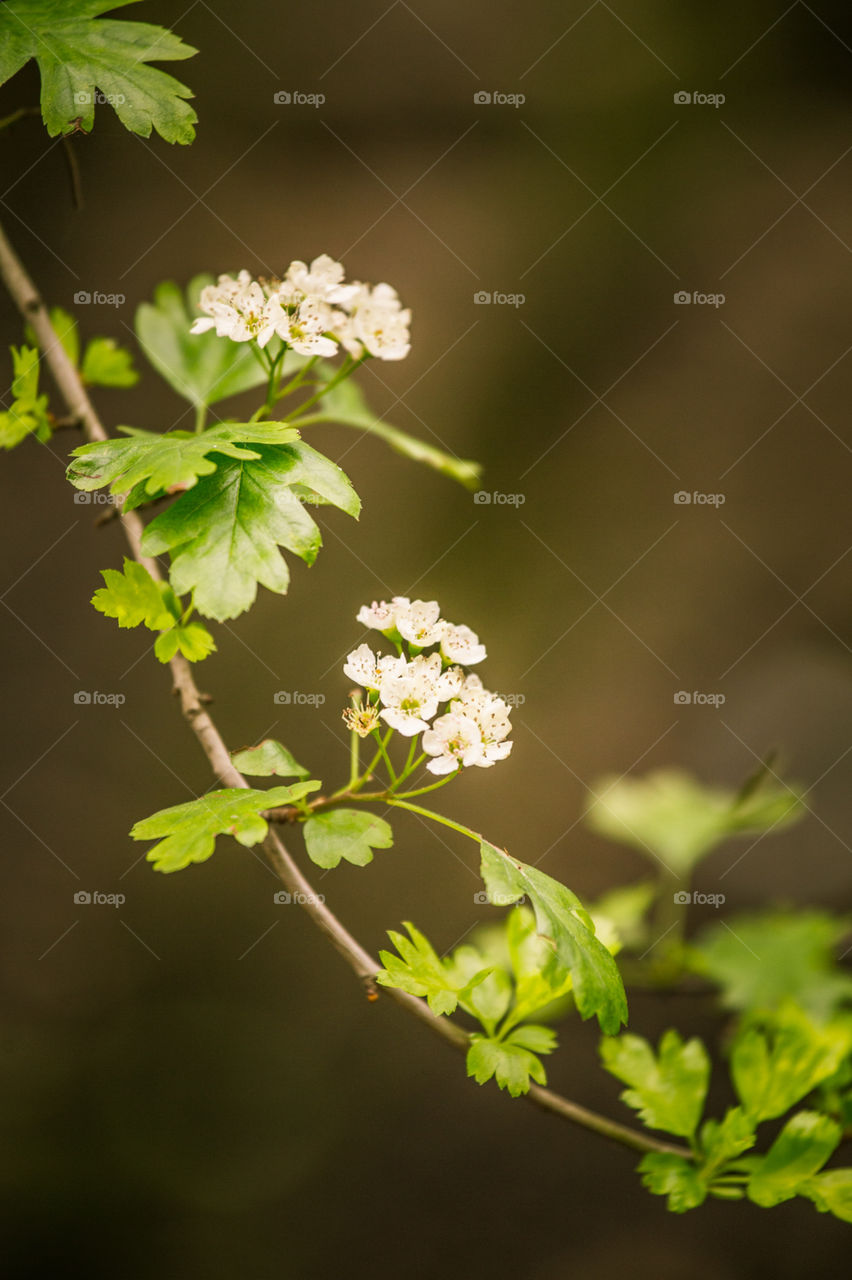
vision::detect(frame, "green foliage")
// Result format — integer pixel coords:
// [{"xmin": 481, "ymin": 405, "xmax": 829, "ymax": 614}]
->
[
  {"xmin": 67, "ymin": 422, "xmax": 299, "ymax": 505},
  {"xmin": 479, "ymin": 841, "xmax": 628, "ymax": 1035},
  {"xmin": 466, "ymin": 1027, "xmax": 556, "ymax": 1097},
  {"xmin": 0, "ymin": 0, "xmax": 197, "ymax": 143},
  {"xmin": 731, "ymin": 1007, "xmax": 852, "ymax": 1123},
  {"xmin": 302, "ymin": 809, "xmax": 393, "ymax": 869},
  {"xmin": 131, "ymin": 782, "xmax": 320, "ymax": 873},
  {"xmin": 231, "ymin": 740, "xmax": 310, "ymax": 780},
  {"xmin": 746, "ymin": 1111, "xmax": 841, "ymax": 1207},
  {"xmin": 0, "ymin": 345, "xmax": 50, "ymax": 448},
  {"xmin": 80, "ymin": 337, "xmax": 138, "ymax": 387},
  {"xmin": 585, "ymin": 769, "xmax": 804, "ymax": 874},
  {"xmin": 91, "ymin": 559, "xmax": 215, "ymax": 663},
  {"xmin": 638, "ymin": 1153, "xmax": 708, "ymax": 1212},
  {"xmin": 376, "ymin": 922, "xmax": 485, "ymax": 1016},
  {"xmin": 135, "ymin": 277, "xmax": 271, "ymax": 409},
  {"xmin": 139, "ymin": 441, "xmax": 360, "ymax": 620},
  {"xmin": 698, "ymin": 1106, "xmax": 756, "ymax": 1175},
  {"xmin": 307, "ymin": 373, "xmax": 481, "ymax": 490},
  {"xmin": 690, "ymin": 909, "xmax": 852, "ymax": 1020},
  {"xmin": 601, "ymin": 1030, "xmax": 710, "ymax": 1139},
  {"xmin": 588, "ymin": 880, "xmax": 656, "ymax": 952},
  {"xmin": 801, "ymin": 1170, "xmax": 852, "ymax": 1222}
]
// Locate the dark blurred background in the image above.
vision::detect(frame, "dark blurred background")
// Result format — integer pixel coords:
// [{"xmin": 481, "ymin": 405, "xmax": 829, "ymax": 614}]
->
[{"xmin": 2, "ymin": 1, "xmax": 852, "ymax": 1274}]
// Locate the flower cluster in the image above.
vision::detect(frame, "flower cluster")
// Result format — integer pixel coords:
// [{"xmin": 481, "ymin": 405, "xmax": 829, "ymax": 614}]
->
[
  {"xmin": 343, "ymin": 597, "xmax": 512, "ymax": 775},
  {"xmin": 189, "ymin": 254, "xmax": 411, "ymax": 361}
]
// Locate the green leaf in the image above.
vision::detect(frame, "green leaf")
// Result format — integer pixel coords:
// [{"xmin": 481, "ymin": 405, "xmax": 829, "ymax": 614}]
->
[
  {"xmin": 601, "ymin": 1030, "xmax": 710, "ymax": 1139},
  {"xmin": 135, "ymin": 276, "xmax": 274, "ymax": 408},
  {"xmin": 698, "ymin": 1106, "xmax": 756, "ymax": 1176},
  {"xmin": 131, "ymin": 783, "xmax": 321, "ymax": 873},
  {"xmin": 638, "ymin": 1153, "xmax": 708, "ymax": 1213},
  {"xmin": 747, "ymin": 1112, "xmax": 842, "ymax": 1207},
  {"xmin": 140, "ymin": 442, "xmax": 360, "ymax": 620},
  {"xmin": 153, "ymin": 620, "xmax": 215, "ymax": 663},
  {"xmin": 466, "ymin": 1032, "xmax": 551, "ymax": 1097},
  {"xmin": 690, "ymin": 910, "xmax": 852, "ymax": 1020},
  {"xmin": 479, "ymin": 841, "xmax": 628, "ymax": 1035},
  {"xmin": 307, "ymin": 374, "xmax": 481, "ymax": 490},
  {"xmin": 376, "ymin": 922, "xmax": 482, "ymax": 1016},
  {"xmin": 0, "ymin": 345, "xmax": 51, "ymax": 448},
  {"xmin": 67, "ymin": 421, "xmax": 300, "ymax": 500},
  {"xmin": 731, "ymin": 1008, "xmax": 852, "ymax": 1123},
  {"xmin": 303, "ymin": 809, "xmax": 392, "ymax": 869},
  {"xmin": 800, "ymin": 1169, "xmax": 852, "ymax": 1222},
  {"xmin": 585, "ymin": 769, "xmax": 804, "ymax": 874},
  {"xmin": 0, "ymin": 0, "xmax": 197, "ymax": 143},
  {"xmin": 26, "ymin": 306, "xmax": 80, "ymax": 367},
  {"xmin": 231, "ymin": 739, "xmax": 310, "ymax": 780},
  {"xmin": 81, "ymin": 336, "xmax": 138, "ymax": 387},
  {"xmin": 92, "ymin": 558, "xmax": 174, "ymax": 630}
]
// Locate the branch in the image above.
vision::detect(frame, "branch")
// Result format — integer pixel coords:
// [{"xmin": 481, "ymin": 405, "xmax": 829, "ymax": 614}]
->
[{"xmin": 0, "ymin": 216, "xmax": 689, "ymax": 1162}]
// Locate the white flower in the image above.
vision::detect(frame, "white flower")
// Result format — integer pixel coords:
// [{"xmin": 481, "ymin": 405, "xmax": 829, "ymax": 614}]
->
[
  {"xmin": 276, "ymin": 295, "xmax": 338, "ymax": 357},
  {"xmin": 422, "ymin": 711, "xmax": 485, "ymax": 774},
  {"xmin": 343, "ymin": 643, "xmax": 404, "ymax": 691},
  {"xmin": 339, "ymin": 283, "xmax": 411, "ymax": 361},
  {"xmin": 440, "ymin": 622, "xmax": 487, "ymax": 666},
  {"xmin": 378, "ymin": 660, "xmax": 440, "ymax": 736},
  {"xmin": 284, "ymin": 254, "xmax": 358, "ymax": 306},
  {"xmin": 190, "ymin": 272, "xmax": 283, "ymax": 348},
  {"xmin": 394, "ymin": 599, "xmax": 444, "ymax": 647},
  {"xmin": 356, "ymin": 596, "xmax": 410, "ymax": 633}
]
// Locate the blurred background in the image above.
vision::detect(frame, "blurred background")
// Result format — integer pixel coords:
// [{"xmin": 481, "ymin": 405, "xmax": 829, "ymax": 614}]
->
[{"xmin": 2, "ymin": 0, "xmax": 852, "ymax": 1274}]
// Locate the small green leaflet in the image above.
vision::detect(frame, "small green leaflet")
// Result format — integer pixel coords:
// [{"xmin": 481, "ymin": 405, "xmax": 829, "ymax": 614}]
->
[
  {"xmin": 140, "ymin": 442, "xmax": 360, "ymax": 621},
  {"xmin": 131, "ymin": 782, "xmax": 321, "ymax": 873},
  {"xmin": 0, "ymin": 346, "xmax": 50, "ymax": 449},
  {"xmin": 303, "ymin": 809, "xmax": 393, "ymax": 869},
  {"xmin": 466, "ymin": 1026, "xmax": 557, "ymax": 1098},
  {"xmin": 135, "ymin": 277, "xmax": 273, "ymax": 409},
  {"xmin": 731, "ymin": 1009, "xmax": 852, "ymax": 1123},
  {"xmin": 0, "ymin": 0, "xmax": 197, "ymax": 143},
  {"xmin": 698, "ymin": 1106, "xmax": 756, "ymax": 1177},
  {"xmin": 600, "ymin": 1030, "xmax": 710, "ymax": 1139},
  {"xmin": 479, "ymin": 841, "xmax": 628, "ymax": 1035},
  {"xmin": 376, "ymin": 922, "xmax": 492, "ymax": 1016},
  {"xmin": 304, "ymin": 373, "xmax": 482, "ymax": 490},
  {"xmin": 801, "ymin": 1169, "xmax": 852, "ymax": 1223},
  {"xmin": 637, "ymin": 1154, "xmax": 708, "ymax": 1213},
  {"xmin": 231, "ymin": 740, "xmax": 310, "ymax": 780},
  {"xmin": 746, "ymin": 1112, "xmax": 842, "ymax": 1208},
  {"xmin": 67, "ymin": 422, "xmax": 300, "ymax": 502},
  {"xmin": 690, "ymin": 909, "xmax": 852, "ymax": 1020},
  {"xmin": 92, "ymin": 559, "xmax": 215, "ymax": 664},
  {"xmin": 585, "ymin": 769, "xmax": 804, "ymax": 874},
  {"xmin": 26, "ymin": 306, "xmax": 138, "ymax": 390}
]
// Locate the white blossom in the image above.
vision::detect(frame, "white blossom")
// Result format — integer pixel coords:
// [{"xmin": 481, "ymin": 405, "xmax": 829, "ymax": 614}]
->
[
  {"xmin": 440, "ymin": 622, "xmax": 487, "ymax": 666},
  {"xmin": 190, "ymin": 272, "xmax": 283, "ymax": 348},
  {"xmin": 394, "ymin": 599, "xmax": 444, "ymax": 647},
  {"xmin": 356, "ymin": 596, "xmax": 410, "ymax": 632},
  {"xmin": 378, "ymin": 660, "xmax": 440, "ymax": 736},
  {"xmin": 343, "ymin": 643, "xmax": 404, "ymax": 691},
  {"xmin": 422, "ymin": 711, "xmax": 485, "ymax": 774}
]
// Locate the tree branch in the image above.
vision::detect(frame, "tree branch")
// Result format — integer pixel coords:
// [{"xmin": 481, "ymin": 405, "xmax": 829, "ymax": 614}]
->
[{"xmin": 0, "ymin": 216, "xmax": 689, "ymax": 1162}]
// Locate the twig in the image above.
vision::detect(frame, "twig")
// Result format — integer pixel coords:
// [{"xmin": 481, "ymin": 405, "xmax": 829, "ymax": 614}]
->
[{"xmin": 0, "ymin": 215, "xmax": 689, "ymax": 1162}]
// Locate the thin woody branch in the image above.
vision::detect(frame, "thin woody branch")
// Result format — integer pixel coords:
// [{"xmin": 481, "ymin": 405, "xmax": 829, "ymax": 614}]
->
[{"xmin": 0, "ymin": 216, "xmax": 689, "ymax": 1163}]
